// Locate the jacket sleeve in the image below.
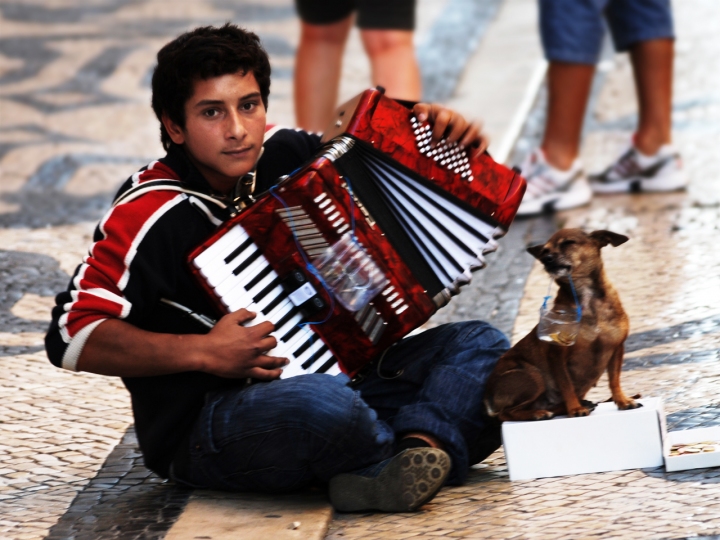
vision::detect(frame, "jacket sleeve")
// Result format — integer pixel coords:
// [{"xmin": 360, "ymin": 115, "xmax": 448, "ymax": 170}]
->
[{"xmin": 45, "ymin": 189, "xmax": 191, "ymax": 371}]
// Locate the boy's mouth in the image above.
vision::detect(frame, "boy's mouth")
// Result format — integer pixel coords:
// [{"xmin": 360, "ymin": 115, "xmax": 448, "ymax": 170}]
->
[{"xmin": 223, "ymin": 146, "xmax": 252, "ymax": 157}]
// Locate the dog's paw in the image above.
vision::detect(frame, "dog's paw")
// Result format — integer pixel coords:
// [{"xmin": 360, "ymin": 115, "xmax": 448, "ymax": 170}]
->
[
  {"xmin": 580, "ymin": 399, "xmax": 598, "ymax": 412},
  {"xmin": 568, "ymin": 406, "xmax": 591, "ymax": 417},
  {"xmin": 617, "ymin": 399, "xmax": 643, "ymax": 410},
  {"xmin": 531, "ymin": 410, "xmax": 555, "ymax": 421}
]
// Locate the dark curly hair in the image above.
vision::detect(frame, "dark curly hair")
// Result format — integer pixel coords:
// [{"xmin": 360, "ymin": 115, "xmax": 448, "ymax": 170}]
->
[{"xmin": 151, "ymin": 24, "xmax": 271, "ymax": 151}]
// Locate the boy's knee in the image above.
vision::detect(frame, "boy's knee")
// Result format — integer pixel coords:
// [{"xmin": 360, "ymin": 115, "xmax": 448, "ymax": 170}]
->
[
  {"xmin": 453, "ymin": 320, "xmax": 510, "ymax": 351},
  {"xmin": 295, "ymin": 375, "xmax": 388, "ymax": 444},
  {"xmin": 290, "ymin": 375, "xmax": 361, "ymax": 424},
  {"xmin": 476, "ymin": 322, "xmax": 511, "ymax": 350},
  {"xmin": 291, "ymin": 372, "xmax": 351, "ymax": 403}
]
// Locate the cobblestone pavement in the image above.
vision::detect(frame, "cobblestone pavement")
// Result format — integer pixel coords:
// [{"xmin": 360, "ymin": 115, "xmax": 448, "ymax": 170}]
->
[
  {"xmin": 327, "ymin": 1, "xmax": 720, "ymax": 539},
  {"xmin": 1, "ymin": 0, "xmax": 720, "ymax": 539}
]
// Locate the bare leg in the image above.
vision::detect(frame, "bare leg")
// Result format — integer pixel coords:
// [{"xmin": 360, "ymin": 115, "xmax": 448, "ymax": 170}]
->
[
  {"xmin": 629, "ymin": 38, "xmax": 674, "ymax": 155},
  {"xmin": 360, "ymin": 29, "xmax": 421, "ymax": 102},
  {"xmin": 294, "ymin": 17, "xmax": 353, "ymax": 132},
  {"xmin": 541, "ymin": 62, "xmax": 596, "ymax": 171}
]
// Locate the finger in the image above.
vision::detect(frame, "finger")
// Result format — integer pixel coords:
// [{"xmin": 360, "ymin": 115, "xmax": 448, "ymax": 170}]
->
[
  {"xmin": 246, "ymin": 320, "xmax": 276, "ymax": 338},
  {"xmin": 471, "ymin": 133, "xmax": 491, "ymax": 157},
  {"xmin": 458, "ymin": 122, "xmax": 482, "ymax": 148},
  {"xmin": 228, "ymin": 308, "xmax": 257, "ymax": 325},
  {"xmin": 473, "ymin": 136, "xmax": 490, "ymax": 157},
  {"xmin": 459, "ymin": 125, "xmax": 490, "ymax": 157},
  {"xmin": 256, "ymin": 334, "xmax": 278, "ymax": 353},
  {"xmin": 412, "ymin": 103, "xmax": 432, "ymax": 123},
  {"xmin": 246, "ymin": 366, "xmax": 284, "ymax": 381},
  {"xmin": 246, "ymin": 355, "xmax": 289, "ymax": 380},
  {"xmin": 431, "ymin": 109, "xmax": 453, "ymax": 143},
  {"xmin": 255, "ymin": 353, "xmax": 289, "ymax": 370},
  {"xmin": 446, "ymin": 118, "xmax": 469, "ymax": 145}
]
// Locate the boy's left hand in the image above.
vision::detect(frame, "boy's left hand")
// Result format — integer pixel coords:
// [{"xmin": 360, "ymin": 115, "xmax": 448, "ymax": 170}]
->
[{"xmin": 412, "ymin": 103, "xmax": 489, "ymax": 158}]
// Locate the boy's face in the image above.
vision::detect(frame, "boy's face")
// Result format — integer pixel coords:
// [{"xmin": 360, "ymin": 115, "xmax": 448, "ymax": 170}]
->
[{"xmin": 163, "ymin": 70, "xmax": 267, "ymax": 194}]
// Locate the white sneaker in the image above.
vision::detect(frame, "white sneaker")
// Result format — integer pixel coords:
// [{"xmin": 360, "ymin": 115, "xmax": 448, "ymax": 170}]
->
[
  {"xmin": 517, "ymin": 149, "xmax": 592, "ymax": 217},
  {"xmin": 589, "ymin": 144, "xmax": 687, "ymax": 193}
]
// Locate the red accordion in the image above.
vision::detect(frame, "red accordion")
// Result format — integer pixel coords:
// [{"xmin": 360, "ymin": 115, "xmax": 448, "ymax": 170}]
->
[{"xmin": 188, "ymin": 89, "xmax": 525, "ymax": 377}]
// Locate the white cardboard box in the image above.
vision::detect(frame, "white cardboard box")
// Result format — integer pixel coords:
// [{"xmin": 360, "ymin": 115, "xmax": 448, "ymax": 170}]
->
[
  {"xmin": 665, "ymin": 426, "xmax": 720, "ymax": 472},
  {"xmin": 502, "ymin": 397, "xmax": 665, "ymax": 481}
]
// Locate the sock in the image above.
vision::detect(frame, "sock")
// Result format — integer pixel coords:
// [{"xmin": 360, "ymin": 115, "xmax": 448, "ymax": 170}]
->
[
  {"xmin": 546, "ymin": 159, "xmax": 582, "ymax": 185},
  {"xmin": 396, "ymin": 436, "xmax": 432, "ymax": 453},
  {"xmin": 635, "ymin": 143, "xmax": 673, "ymax": 167},
  {"xmin": 537, "ymin": 148, "xmax": 582, "ymax": 177}
]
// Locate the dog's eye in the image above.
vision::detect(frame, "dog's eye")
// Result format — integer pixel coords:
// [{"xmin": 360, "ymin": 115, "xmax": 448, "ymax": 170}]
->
[{"xmin": 561, "ymin": 240, "xmax": 576, "ymax": 247}]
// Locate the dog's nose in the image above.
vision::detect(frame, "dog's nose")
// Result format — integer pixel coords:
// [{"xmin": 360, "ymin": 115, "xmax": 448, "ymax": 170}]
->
[{"xmin": 541, "ymin": 253, "xmax": 555, "ymax": 265}]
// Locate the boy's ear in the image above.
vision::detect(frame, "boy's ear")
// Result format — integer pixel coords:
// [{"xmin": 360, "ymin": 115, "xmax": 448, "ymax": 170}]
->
[{"xmin": 162, "ymin": 114, "xmax": 186, "ymax": 145}]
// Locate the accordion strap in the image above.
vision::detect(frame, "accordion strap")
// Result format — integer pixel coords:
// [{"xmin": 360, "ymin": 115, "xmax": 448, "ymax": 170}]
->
[{"xmin": 112, "ymin": 179, "xmax": 228, "ymax": 209}]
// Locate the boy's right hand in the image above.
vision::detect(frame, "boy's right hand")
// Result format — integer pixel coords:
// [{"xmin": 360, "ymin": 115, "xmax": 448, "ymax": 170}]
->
[{"xmin": 202, "ymin": 308, "xmax": 289, "ymax": 380}]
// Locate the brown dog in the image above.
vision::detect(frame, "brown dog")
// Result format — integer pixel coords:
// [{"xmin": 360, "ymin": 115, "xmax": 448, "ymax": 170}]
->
[{"xmin": 485, "ymin": 228, "xmax": 640, "ymax": 421}]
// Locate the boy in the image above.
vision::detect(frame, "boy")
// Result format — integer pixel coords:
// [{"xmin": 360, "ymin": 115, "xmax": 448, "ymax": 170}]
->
[{"xmin": 45, "ymin": 24, "xmax": 509, "ymax": 512}]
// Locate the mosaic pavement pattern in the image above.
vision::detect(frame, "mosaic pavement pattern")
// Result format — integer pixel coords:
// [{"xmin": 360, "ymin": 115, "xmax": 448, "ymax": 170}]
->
[
  {"xmin": 0, "ymin": 2, "xmax": 300, "ymax": 538},
  {"xmin": 327, "ymin": 0, "xmax": 720, "ymax": 538},
  {"xmin": 1, "ymin": 0, "xmax": 719, "ymax": 538},
  {"xmin": 0, "ymin": 1, "xmax": 506, "ymax": 538}
]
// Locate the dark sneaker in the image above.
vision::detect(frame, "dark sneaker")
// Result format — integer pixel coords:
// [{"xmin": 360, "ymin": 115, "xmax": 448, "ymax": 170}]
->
[
  {"xmin": 517, "ymin": 148, "xmax": 592, "ymax": 216},
  {"xmin": 328, "ymin": 448, "xmax": 451, "ymax": 512},
  {"xmin": 589, "ymin": 145, "xmax": 687, "ymax": 193}
]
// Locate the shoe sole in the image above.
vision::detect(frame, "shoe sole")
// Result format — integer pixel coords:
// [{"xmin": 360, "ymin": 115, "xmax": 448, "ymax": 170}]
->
[
  {"xmin": 328, "ymin": 448, "xmax": 451, "ymax": 513},
  {"xmin": 517, "ymin": 179, "xmax": 592, "ymax": 217},
  {"xmin": 591, "ymin": 165, "xmax": 687, "ymax": 194},
  {"xmin": 591, "ymin": 176, "xmax": 688, "ymax": 193}
]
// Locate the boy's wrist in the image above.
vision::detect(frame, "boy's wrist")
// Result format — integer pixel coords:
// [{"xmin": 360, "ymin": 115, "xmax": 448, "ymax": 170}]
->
[{"xmin": 174, "ymin": 333, "xmax": 210, "ymax": 373}]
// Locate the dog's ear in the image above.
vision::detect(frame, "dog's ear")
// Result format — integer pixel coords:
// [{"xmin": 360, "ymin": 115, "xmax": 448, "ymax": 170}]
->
[
  {"xmin": 526, "ymin": 244, "xmax": 544, "ymax": 259},
  {"xmin": 589, "ymin": 230, "xmax": 629, "ymax": 248}
]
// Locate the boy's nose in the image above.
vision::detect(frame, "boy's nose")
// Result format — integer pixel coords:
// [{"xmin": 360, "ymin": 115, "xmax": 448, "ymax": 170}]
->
[{"xmin": 226, "ymin": 111, "xmax": 247, "ymax": 138}]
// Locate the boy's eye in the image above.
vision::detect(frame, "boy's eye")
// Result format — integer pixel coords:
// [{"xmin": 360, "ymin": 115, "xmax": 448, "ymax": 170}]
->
[
  {"xmin": 241, "ymin": 102, "xmax": 256, "ymax": 111},
  {"xmin": 203, "ymin": 108, "xmax": 220, "ymax": 117}
]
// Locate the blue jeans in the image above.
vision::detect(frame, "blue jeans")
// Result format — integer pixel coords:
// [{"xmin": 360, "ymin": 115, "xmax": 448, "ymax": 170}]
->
[
  {"xmin": 540, "ymin": 0, "xmax": 674, "ymax": 64},
  {"xmin": 169, "ymin": 321, "xmax": 509, "ymax": 492}
]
